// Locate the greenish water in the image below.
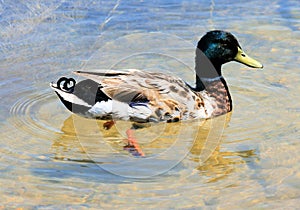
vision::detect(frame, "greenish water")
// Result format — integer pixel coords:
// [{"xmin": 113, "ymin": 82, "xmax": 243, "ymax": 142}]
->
[{"xmin": 1, "ymin": 0, "xmax": 299, "ymax": 209}]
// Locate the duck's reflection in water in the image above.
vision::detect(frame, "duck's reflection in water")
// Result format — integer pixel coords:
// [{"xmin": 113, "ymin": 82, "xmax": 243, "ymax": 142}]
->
[{"xmin": 51, "ymin": 113, "xmax": 256, "ymax": 179}]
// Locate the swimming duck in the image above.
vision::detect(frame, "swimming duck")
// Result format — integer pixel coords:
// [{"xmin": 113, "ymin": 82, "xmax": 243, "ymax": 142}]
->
[{"xmin": 50, "ymin": 30, "xmax": 263, "ymax": 123}]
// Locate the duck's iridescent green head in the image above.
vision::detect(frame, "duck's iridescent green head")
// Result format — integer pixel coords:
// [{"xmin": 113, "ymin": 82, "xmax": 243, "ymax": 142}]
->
[{"xmin": 197, "ymin": 30, "xmax": 263, "ymax": 71}]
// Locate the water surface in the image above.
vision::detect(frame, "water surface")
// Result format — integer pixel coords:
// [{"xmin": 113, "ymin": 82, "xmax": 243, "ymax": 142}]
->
[{"xmin": 1, "ymin": 0, "xmax": 300, "ymax": 208}]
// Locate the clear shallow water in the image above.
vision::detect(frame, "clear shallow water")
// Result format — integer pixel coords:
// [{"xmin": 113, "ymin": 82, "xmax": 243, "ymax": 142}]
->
[{"xmin": 1, "ymin": 0, "xmax": 300, "ymax": 208}]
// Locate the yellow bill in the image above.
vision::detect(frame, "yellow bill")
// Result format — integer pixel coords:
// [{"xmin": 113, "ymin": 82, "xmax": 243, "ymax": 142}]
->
[{"xmin": 234, "ymin": 47, "xmax": 263, "ymax": 68}]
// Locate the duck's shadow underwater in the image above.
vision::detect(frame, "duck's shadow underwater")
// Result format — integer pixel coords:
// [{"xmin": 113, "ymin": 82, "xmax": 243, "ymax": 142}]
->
[
  {"xmin": 55, "ymin": 113, "xmax": 231, "ymax": 158},
  {"xmin": 51, "ymin": 113, "xmax": 256, "ymax": 180}
]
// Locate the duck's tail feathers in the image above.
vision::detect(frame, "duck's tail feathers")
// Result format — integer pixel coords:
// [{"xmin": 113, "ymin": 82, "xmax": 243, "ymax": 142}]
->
[{"xmin": 50, "ymin": 80, "xmax": 93, "ymax": 115}]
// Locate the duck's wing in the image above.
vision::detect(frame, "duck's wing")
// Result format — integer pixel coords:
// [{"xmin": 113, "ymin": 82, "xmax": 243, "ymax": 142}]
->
[
  {"xmin": 74, "ymin": 69, "xmax": 190, "ymax": 103},
  {"xmin": 74, "ymin": 69, "xmax": 211, "ymax": 121}
]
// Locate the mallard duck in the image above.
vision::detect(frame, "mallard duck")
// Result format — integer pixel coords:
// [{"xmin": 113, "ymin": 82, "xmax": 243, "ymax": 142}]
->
[
  {"xmin": 50, "ymin": 30, "xmax": 262, "ymax": 124},
  {"xmin": 51, "ymin": 30, "xmax": 263, "ymax": 156}
]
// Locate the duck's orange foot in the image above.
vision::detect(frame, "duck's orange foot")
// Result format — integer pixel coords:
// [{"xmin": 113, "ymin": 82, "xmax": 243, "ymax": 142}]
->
[
  {"xmin": 124, "ymin": 129, "xmax": 145, "ymax": 157},
  {"xmin": 103, "ymin": 120, "xmax": 115, "ymax": 130}
]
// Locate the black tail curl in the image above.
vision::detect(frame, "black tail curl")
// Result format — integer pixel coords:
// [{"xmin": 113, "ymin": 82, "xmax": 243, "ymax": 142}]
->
[{"xmin": 57, "ymin": 77, "xmax": 76, "ymax": 93}]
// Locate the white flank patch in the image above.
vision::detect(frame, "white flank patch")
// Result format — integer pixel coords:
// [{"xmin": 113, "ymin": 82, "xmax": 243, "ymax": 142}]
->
[
  {"xmin": 128, "ymin": 104, "xmax": 152, "ymax": 120},
  {"xmin": 88, "ymin": 100, "xmax": 152, "ymax": 121},
  {"xmin": 88, "ymin": 100, "xmax": 129, "ymax": 120}
]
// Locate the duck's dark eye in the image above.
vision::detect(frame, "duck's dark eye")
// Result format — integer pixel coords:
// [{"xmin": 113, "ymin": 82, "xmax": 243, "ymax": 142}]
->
[{"xmin": 57, "ymin": 77, "xmax": 76, "ymax": 92}]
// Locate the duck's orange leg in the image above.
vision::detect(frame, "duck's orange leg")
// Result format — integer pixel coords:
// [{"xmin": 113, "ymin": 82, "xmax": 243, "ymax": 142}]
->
[
  {"xmin": 103, "ymin": 120, "xmax": 115, "ymax": 130},
  {"xmin": 124, "ymin": 129, "xmax": 145, "ymax": 157}
]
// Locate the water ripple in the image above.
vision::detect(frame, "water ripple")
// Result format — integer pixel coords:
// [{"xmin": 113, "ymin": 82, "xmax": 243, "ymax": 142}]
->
[{"xmin": 9, "ymin": 90, "xmax": 64, "ymax": 139}]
